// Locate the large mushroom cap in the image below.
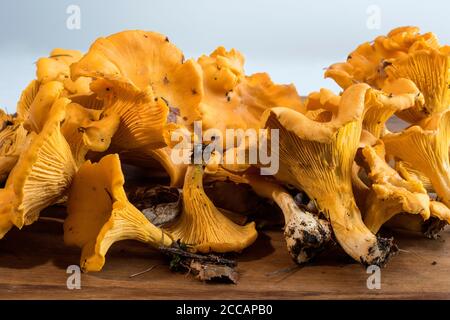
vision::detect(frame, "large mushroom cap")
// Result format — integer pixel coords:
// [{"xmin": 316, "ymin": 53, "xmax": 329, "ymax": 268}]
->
[
  {"xmin": 0, "ymin": 98, "xmax": 77, "ymax": 238},
  {"xmin": 325, "ymin": 26, "xmax": 440, "ymax": 90},
  {"xmin": 71, "ymin": 30, "xmax": 204, "ymax": 127},
  {"xmin": 64, "ymin": 154, "xmax": 173, "ymax": 272},
  {"xmin": 198, "ymin": 47, "xmax": 303, "ymax": 135},
  {"xmin": 385, "ymin": 46, "xmax": 449, "ymax": 122}
]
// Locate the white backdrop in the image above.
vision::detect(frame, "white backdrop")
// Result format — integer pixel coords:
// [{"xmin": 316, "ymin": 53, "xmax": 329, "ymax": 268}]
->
[{"xmin": 0, "ymin": 0, "xmax": 448, "ymax": 111}]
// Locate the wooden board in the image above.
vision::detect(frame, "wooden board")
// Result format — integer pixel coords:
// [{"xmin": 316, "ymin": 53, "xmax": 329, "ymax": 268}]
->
[{"xmin": 0, "ymin": 218, "xmax": 449, "ymax": 300}]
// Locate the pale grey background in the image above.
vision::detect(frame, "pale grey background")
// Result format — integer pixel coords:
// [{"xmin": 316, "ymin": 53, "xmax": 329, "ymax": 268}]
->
[{"xmin": 0, "ymin": 0, "xmax": 448, "ymax": 111}]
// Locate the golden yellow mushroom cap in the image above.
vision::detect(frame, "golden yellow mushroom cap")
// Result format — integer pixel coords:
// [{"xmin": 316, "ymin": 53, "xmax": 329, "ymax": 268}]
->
[
  {"xmin": 64, "ymin": 154, "xmax": 173, "ymax": 272},
  {"xmin": 325, "ymin": 26, "xmax": 440, "ymax": 90},
  {"xmin": 198, "ymin": 47, "xmax": 303, "ymax": 135},
  {"xmin": 385, "ymin": 46, "xmax": 449, "ymax": 122},
  {"xmin": 71, "ymin": 30, "xmax": 203, "ymax": 126},
  {"xmin": 0, "ymin": 98, "xmax": 77, "ymax": 239}
]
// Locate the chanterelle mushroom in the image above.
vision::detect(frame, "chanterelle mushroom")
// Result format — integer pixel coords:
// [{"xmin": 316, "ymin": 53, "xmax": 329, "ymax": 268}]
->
[
  {"xmin": 306, "ymin": 79, "xmax": 424, "ymax": 139},
  {"xmin": 384, "ymin": 45, "xmax": 449, "ymax": 123},
  {"xmin": 60, "ymin": 102, "xmax": 120, "ymax": 166},
  {"xmin": 71, "ymin": 30, "xmax": 204, "ymax": 149},
  {"xmin": 64, "ymin": 154, "xmax": 173, "ymax": 272},
  {"xmin": 198, "ymin": 46, "xmax": 303, "ymax": 135},
  {"xmin": 0, "ymin": 98, "xmax": 77, "ymax": 239},
  {"xmin": 383, "ymin": 110, "xmax": 450, "ymax": 207},
  {"xmin": 245, "ymin": 174, "xmax": 332, "ymax": 264},
  {"xmin": 261, "ymin": 84, "xmax": 395, "ymax": 265},
  {"xmin": 22, "ymin": 81, "xmax": 65, "ymax": 133},
  {"xmin": 36, "ymin": 48, "xmax": 91, "ymax": 96},
  {"xmin": 0, "ymin": 117, "xmax": 29, "ymax": 183},
  {"xmin": 358, "ymin": 140, "xmax": 430, "ymax": 234},
  {"xmin": 325, "ymin": 26, "xmax": 439, "ymax": 90},
  {"xmin": 163, "ymin": 163, "xmax": 257, "ymax": 253}
]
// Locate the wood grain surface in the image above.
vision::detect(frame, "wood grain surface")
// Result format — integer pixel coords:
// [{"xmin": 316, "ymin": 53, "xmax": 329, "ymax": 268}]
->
[{"xmin": 0, "ymin": 217, "xmax": 449, "ymax": 300}]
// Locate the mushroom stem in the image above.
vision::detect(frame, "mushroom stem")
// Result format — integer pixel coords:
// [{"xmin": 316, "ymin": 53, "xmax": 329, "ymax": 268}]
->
[
  {"xmin": 277, "ymin": 192, "xmax": 333, "ymax": 264},
  {"xmin": 84, "ymin": 201, "xmax": 173, "ymax": 271},
  {"xmin": 164, "ymin": 164, "xmax": 257, "ymax": 253},
  {"xmin": 245, "ymin": 175, "xmax": 332, "ymax": 264},
  {"xmin": 323, "ymin": 195, "xmax": 395, "ymax": 265}
]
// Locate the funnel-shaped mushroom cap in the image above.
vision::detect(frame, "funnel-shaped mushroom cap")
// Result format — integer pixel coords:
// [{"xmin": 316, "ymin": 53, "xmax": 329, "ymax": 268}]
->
[
  {"xmin": 60, "ymin": 102, "xmax": 119, "ymax": 166},
  {"xmin": 164, "ymin": 164, "xmax": 257, "ymax": 253},
  {"xmin": 64, "ymin": 154, "xmax": 173, "ymax": 272},
  {"xmin": 23, "ymin": 81, "xmax": 65, "ymax": 133},
  {"xmin": 0, "ymin": 120, "xmax": 29, "ymax": 182},
  {"xmin": 325, "ymin": 26, "xmax": 440, "ymax": 89},
  {"xmin": 261, "ymin": 83, "xmax": 395, "ymax": 265},
  {"xmin": 385, "ymin": 46, "xmax": 449, "ymax": 123},
  {"xmin": 91, "ymin": 80, "xmax": 169, "ymax": 150},
  {"xmin": 198, "ymin": 47, "xmax": 303, "ymax": 134},
  {"xmin": 0, "ymin": 98, "xmax": 77, "ymax": 239},
  {"xmin": 71, "ymin": 30, "xmax": 203, "ymax": 126},
  {"xmin": 383, "ymin": 110, "xmax": 450, "ymax": 207},
  {"xmin": 360, "ymin": 142, "xmax": 430, "ymax": 234},
  {"xmin": 37, "ymin": 48, "xmax": 91, "ymax": 95}
]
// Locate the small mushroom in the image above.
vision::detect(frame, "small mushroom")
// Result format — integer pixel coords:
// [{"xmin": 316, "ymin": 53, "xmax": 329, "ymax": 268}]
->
[
  {"xmin": 120, "ymin": 146, "xmax": 187, "ymax": 188},
  {"xmin": 23, "ymin": 81, "xmax": 65, "ymax": 132}
]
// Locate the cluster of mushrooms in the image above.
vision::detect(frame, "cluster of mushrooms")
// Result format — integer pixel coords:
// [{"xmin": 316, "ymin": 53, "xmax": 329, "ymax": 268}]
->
[{"xmin": 0, "ymin": 26, "xmax": 448, "ymax": 273}]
